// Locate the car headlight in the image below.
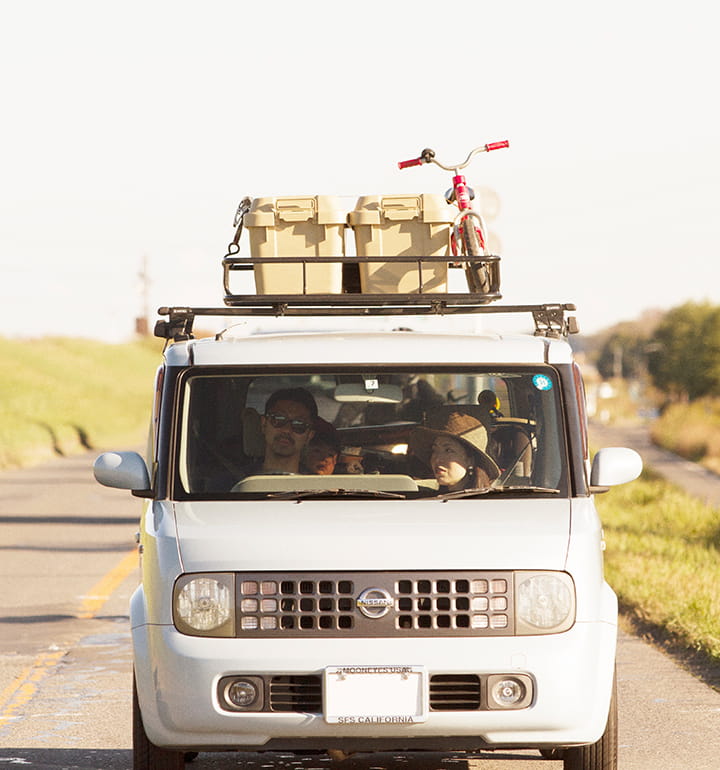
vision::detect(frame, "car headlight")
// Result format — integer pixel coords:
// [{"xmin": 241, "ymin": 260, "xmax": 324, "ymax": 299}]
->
[
  {"xmin": 514, "ymin": 572, "xmax": 575, "ymax": 635},
  {"xmin": 173, "ymin": 573, "xmax": 235, "ymax": 636}
]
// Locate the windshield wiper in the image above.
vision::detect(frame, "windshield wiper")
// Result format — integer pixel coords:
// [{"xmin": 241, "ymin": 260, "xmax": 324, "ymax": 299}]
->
[
  {"xmin": 267, "ymin": 488, "xmax": 405, "ymax": 500},
  {"xmin": 435, "ymin": 485, "xmax": 561, "ymax": 501}
]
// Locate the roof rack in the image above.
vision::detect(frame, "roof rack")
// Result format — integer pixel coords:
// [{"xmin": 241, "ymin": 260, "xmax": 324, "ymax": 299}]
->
[{"xmin": 154, "ymin": 302, "xmax": 578, "ymax": 342}]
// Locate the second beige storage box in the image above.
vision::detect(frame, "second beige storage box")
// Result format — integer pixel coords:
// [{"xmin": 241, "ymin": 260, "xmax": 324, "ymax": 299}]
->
[
  {"xmin": 244, "ymin": 196, "xmax": 346, "ymax": 294},
  {"xmin": 349, "ymin": 194, "xmax": 452, "ymax": 293}
]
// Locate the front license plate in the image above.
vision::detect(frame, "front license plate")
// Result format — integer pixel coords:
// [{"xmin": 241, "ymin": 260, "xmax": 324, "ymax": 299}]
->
[{"xmin": 324, "ymin": 665, "xmax": 427, "ymax": 725}]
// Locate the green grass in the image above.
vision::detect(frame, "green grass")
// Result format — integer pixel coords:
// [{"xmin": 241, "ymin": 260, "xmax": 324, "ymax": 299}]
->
[
  {"xmin": 0, "ymin": 336, "xmax": 163, "ymax": 468},
  {"xmin": 597, "ymin": 468, "xmax": 720, "ymax": 661}
]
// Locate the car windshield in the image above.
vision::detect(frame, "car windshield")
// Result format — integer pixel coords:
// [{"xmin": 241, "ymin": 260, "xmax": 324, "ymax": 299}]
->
[{"xmin": 174, "ymin": 367, "xmax": 567, "ymax": 499}]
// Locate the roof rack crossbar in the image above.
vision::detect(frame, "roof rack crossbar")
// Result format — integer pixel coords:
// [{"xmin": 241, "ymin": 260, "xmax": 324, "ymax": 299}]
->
[{"xmin": 154, "ymin": 302, "xmax": 578, "ymax": 342}]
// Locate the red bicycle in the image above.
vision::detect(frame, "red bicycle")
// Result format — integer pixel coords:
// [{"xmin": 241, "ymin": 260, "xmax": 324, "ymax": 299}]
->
[{"xmin": 398, "ymin": 140, "xmax": 509, "ymax": 294}]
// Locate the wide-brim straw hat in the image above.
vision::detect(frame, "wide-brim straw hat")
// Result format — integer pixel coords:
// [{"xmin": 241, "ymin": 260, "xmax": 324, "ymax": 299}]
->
[{"xmin": 409, "ymin": 409, "xmax": 500, "ymax": 480}]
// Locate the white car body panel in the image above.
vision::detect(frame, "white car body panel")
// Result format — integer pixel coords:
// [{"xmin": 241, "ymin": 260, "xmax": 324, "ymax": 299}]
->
[
  {"xmin": 164, "ymin": 330, "xmax": 574, "ymax": 367},
  {"xmin": 173, "ymin": 499, "xmax": 572, "ymax": 574}
]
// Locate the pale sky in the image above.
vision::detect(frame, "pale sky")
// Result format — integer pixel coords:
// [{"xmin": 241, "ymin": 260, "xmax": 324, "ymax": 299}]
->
[{"xmin": 2, "ymin": 0, "xmax": 718, "ymax": 341}]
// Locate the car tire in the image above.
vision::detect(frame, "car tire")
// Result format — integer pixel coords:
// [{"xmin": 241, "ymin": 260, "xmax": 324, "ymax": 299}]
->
[
  {"xmin": 563, "ymin": 671, "xmax": 618, "ymax": 770},
  {"xmin": 133, "ymin": 673, "xmax": 186, "ymax": 770}
]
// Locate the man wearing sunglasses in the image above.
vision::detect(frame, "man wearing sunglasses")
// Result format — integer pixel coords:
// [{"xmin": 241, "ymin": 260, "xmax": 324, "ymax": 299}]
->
[{"xmin": 257, "ymin": 387, "xmax": 318, "ymax": 475}]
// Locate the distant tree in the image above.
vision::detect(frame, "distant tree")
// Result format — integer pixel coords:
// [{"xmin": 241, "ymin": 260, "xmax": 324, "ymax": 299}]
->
[
  {"xmin": 647, "ymin": 302, "xmax": 720, "ymax": 401},
  {"xmin": 595, "ymin": 331, "xmax": 649, "ymax": 380}
]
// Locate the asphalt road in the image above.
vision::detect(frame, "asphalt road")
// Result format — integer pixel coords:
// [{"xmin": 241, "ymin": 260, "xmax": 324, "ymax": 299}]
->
[
  {"xmin": 590, "ymin": 419, "xmax": 720, "ymax": 507},
  {"xmin": 1, "ymin": 445, "xmax": 720, "ymax": 769}
]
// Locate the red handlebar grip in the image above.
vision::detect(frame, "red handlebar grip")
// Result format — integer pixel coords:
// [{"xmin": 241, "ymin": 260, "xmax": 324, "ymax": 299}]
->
[
  {"xmin": 485, "ymin": 140, "xmax": 510, "ymax": 152},
  {"xmin": 398, "ymin": 158, "xmax": 423, "ymax": 169}
]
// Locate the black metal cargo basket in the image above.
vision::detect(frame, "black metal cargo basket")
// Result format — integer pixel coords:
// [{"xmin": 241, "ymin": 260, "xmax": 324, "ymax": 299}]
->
[{"xmin": 222, "ymin": 254, "xmax": 502, "ymax": 315}]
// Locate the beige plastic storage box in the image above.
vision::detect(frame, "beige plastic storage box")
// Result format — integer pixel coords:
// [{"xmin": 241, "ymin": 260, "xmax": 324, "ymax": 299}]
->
[
  {"xmin": 349, "ymin": 194, "xmax": 452, "ymax": 293},
  {"xmin": 244, "ymin": 196, "xmax": 346, "ymax": 294}
]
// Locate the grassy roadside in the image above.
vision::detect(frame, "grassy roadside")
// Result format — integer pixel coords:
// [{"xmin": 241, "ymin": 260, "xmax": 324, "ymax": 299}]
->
[
  {"xmin": 0, "ymin": 336, "xmax": 163, "ymax": 469},
  {"xmin": 651, "ymin": 396, "xmax": 720, "ymax": 475},
  {"xmin": 596, "ymin": 467, "xmax": 720, "ymax": 687}
]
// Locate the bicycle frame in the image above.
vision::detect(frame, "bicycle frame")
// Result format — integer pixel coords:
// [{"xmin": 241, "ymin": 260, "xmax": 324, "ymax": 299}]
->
[
  {"xmin": 449, "ymin": 173, "xmax": 484, "ymax": 258},
  {"xmin": 398, "ymin": 141, "xmax": 509, "ymax": 258}
]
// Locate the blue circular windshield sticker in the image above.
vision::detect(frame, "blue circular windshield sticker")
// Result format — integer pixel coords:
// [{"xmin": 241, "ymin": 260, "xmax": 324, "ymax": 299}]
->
[{"xmin": 533, "ymin": 374, "xmax": 553, "ymax": 391}]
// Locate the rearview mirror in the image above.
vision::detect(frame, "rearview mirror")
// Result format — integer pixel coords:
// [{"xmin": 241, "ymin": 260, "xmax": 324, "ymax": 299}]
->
[{"xmin": 334, "ymin": 382, "xmax": 403, "ymax": 403}]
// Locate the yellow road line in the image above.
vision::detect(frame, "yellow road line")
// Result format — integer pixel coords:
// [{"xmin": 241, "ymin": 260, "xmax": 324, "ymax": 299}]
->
[
  {"xmin": 0, "ymin": 649, "xmax": 66, "ymax": 728},
  {"xmin": 0, "ymin": 548, "xmax": 139, "ymax": 729},
  {"xmin": 77, "ymin": 548, "xmax": 139, "ymax": 619}
]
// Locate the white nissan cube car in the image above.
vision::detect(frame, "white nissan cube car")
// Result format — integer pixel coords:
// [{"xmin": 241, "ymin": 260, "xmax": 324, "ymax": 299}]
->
[{"xmin": 95, "ymin": 300, "xmax": 641, "ymax": 770}]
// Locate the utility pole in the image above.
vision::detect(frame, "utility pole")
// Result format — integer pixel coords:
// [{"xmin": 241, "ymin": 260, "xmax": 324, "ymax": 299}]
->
[
  {"xmin": 135, "ymin": 255, "xmax": 150, "ymax": 336},
  {"xmin": 612, "ymin": 341, "xmax": 623, "ymax": 380}
]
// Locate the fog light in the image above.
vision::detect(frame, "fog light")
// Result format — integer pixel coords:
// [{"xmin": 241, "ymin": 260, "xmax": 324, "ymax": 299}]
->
[
  {"xmin": 492, "ymin": 678, "xmax": 524, "ymax": 705},
  {"xmin": 219, "ymin": 676, "xmax": 265, "ymax": 711},
  {"xmin": 227, "ymin": 680, "xmax": 258, "ymax": 707},
  {"xmin": 487, "ymin": 674, "xmax": 532, "ymax": 709}
]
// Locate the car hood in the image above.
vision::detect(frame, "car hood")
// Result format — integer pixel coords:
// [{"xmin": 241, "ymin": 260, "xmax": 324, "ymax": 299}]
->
[{"xmin": 173, "ymin": 498, "xmax": 571, "ymax": 573}]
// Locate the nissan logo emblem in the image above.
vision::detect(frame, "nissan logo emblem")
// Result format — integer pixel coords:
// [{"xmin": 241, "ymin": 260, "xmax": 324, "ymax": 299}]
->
[{"xmin": 356, "ymin": 588, "xmax": 393, "ymax": 619}]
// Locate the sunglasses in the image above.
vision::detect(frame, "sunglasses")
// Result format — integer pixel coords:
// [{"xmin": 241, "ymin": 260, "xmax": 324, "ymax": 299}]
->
[{"xmin": 265, "ymin": 412, "xmax": 312, "ymax": 434}]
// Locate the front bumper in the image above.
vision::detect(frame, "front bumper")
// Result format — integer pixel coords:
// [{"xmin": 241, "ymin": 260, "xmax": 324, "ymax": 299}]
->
[{"xmin": 133, "ymin": 621, "xmax": 616, "ymax": 752}]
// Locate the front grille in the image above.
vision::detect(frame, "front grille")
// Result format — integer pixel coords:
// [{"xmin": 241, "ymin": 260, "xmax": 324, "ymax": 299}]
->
[
  {"xmin": 396, "ymin": 576, "xmax": 510, "ymax": 631},
  {"xmin": 268, "ymin": 674, "xmax": 481, "ymax": 713},
  {"xmin": 269, "ymin": 675, "xmax": 322, "ymax": 712},
  {"xmin": 238, "ymin": 578, "xmax": 356, "ymax": 632},
  {"xmin": 234, "ymin": 571, "xmax": 514, "ymax": 638},
  {"xmin": 430, "ymin": 674, "xmax": 482, "ymax": 710}
]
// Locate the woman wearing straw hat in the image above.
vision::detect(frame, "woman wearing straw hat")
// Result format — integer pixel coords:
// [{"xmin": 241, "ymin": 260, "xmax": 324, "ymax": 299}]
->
[{"xmin": 409, "ymin": 409, "xmax": 500, "ymax": 493}]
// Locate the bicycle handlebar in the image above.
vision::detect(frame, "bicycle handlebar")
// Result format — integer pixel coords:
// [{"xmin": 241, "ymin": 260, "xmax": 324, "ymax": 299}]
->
[
  {"xmin": 397, "ymin": 157, "xmax": 424, "ymax": 169},
  {"xmin": 398, "ymin": 140, "xmax": 509, "ymax": 171}
]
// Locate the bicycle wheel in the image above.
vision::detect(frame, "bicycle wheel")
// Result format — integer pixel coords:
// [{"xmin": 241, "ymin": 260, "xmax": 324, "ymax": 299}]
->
[{"xmin": 460, "ymin": 217, "xmax": 490, "ymax": 293}]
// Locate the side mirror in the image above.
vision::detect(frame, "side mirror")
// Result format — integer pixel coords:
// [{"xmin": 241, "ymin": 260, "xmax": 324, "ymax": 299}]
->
[
  {"xmin": 590, "ymin": 447, "xmax": 642, "ymax": 492},
  {"xmin": 94, "ymin": 451, "xmax": 152, "ymax": 496}
]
